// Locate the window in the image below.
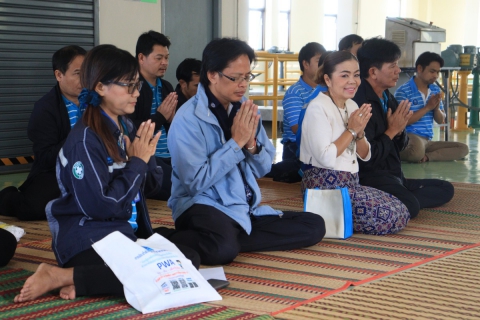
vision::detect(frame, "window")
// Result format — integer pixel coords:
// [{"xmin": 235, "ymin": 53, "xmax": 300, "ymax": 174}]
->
[
  {"xmin": 248, "ymin": 0, "xmax": 265, "ymax": 50},
  {"xmin": 323, "ymin": 0, "xmax": 338, "ymax": 50},
  {"xmin": 278, "ymin": 0, "xmax": 291, "ymax": 51}
]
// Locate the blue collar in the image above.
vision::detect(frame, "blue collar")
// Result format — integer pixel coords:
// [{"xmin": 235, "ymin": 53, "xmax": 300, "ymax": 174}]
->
[
  {"xmin": 299, "ymin": 76, "xmax": 317, "ymax": 91},
  {"xmin": 408, "ymin": 76, "xmax": 435, "ymax": 93},
  {"xmin": 147, "ymin": 77, "xmax": 163, "ymax": 90}
]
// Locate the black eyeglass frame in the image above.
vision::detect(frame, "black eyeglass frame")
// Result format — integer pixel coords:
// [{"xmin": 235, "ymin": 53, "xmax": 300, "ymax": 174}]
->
[
  {"xmin": 103, "ymin": 80, "xmax": 143, "ymax": 94},
  {"xmin": 218, "ymin": 71, "xmax": 256, "ymax": 83}
]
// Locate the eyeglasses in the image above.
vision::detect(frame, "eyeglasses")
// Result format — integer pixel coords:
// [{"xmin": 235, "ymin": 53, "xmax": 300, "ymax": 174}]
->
[
  {"xmin": 218, "ymin": 71, "xmax": 256, "ymax": 83},
  {"xmin": 104, "ymin": 80, "xmax": 143, "ymax": 94}
]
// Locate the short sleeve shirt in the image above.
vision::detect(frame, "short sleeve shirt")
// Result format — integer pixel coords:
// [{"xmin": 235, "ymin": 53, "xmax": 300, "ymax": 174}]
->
[
  {"xmin": 394, "ymin": 76, "xmax": 444, "ymax": 140},
  {"xmin": 282, "ymin": 77, "xmax": 327, "ymax": 143},
  {"xmin": 62, "ymin": 96, "xmax": 84, "ymax": 128}
]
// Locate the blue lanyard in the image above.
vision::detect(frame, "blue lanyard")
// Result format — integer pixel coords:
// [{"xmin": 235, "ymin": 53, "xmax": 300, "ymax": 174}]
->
[{"xmin": 379, "ymin": 91, "xmax": 389, "ymax": 114}]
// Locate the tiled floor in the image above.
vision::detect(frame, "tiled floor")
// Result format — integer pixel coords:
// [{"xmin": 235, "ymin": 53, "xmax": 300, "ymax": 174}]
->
[{"xmin": 1, "ymin": 128, "xmax": 479, "ymax": 189}]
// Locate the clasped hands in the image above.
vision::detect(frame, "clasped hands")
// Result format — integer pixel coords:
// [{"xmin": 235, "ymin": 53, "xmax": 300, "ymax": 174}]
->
[
  {"xmin": 124, "ymin": 120, "xmax": 161, "ymax": 163},
  {"xmin": 386, "ymin": 99, "xmax": 413, "ymax": 139},
  {"xmin": 347, "ymin": 103, "xmax": 372, "ymax": 139},
  {"xmin": 157, "ymin": 92, "xmax": 178, "ymax": 123},
  {"xmin": 231, "ymin": 100, "xmax": 260, "ymax": 152}
]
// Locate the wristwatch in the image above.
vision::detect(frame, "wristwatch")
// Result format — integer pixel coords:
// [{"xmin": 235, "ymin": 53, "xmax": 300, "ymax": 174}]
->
[{"xmin": 347, "ymin": 128, "xmax": 357, "ymax": 140}]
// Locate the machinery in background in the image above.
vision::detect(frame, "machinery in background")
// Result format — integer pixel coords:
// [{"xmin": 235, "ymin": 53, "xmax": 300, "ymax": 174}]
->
[
  {"xmin": 385, "ymin": 17, "xmax": 480, "ymax": 133},
  {"xmin": 386, "ymin": 17, "xmax": 446, "ymax": 68},
  {"xmin": 441, "ymin": 45, "xmax": 478, "ymax": 69}
]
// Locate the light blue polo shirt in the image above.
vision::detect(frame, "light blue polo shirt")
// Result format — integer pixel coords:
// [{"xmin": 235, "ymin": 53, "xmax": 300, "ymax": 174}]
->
[
  {"xmin": 282, "ymin": 77, "xmax": 327, "ymax": 143},
  {"xmin": 149, "ymin": 78, "xmax": 170, "ymax": 158},
  {"xmin": 394, "ymin": 76, "xmax": 444, "ymax": 140},
  {"xmin": 62, "ymin": 96, "xmax": 84, "ymax": 128}
]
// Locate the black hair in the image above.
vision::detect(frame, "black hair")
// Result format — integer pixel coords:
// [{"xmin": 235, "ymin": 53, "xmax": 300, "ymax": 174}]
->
[
  {"xmin": 318, "ymin": 50, "xmax": 335, "ymax": 67},
  {"xmin": 415, "ymin": 51, "xmax": 444, "ymax": 70},
  {"xmin": 176, "ymin": 58, "xmax": 202, "ymax": 82},
  {"xmin": 298, "ymin": 42, "xmax": 326, "ymax": 72},
  {"xmin": 51, "ymin": 45, "xmax": 87, "ymax": 75},
  {"xmin": 315, "ymin": 51, "xmax": 358, "ymax": 86},
  {"xmin": 357, "ymin": 37, "xmax": 401, "ymax": 78},
  {"xmin": 200, "ymin": 38, "xmax": 255, "ymax": 88},
  {"xmin": 135, "ymin": 30, "xmax": 171, "ymax": 59},
  {"xmin": 338, "ymin": 34, "xmax": 364, "ymax": 51}
]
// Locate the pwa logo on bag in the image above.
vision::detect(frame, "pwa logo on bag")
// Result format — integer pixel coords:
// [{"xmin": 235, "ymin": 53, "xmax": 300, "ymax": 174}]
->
[
  {"xmin": 72, "ymin": 161, "xmax": 84, "ymax": 179},
  {"xmin": 157, "ymin": 259, "xmax": 176, "ymax": 269}
]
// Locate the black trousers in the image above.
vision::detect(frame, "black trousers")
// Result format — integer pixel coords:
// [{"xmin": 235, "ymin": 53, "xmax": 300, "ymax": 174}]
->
[
  {"xmin": 64, "ymin": 242, "xmax": 200, "ymax": 297},
  {"xmin": 360, "ymin": 174, "xmax": 454, "ymax": 219},
  {"xmin": 0, "ymin": 229, "xmax": 17, "ymax": 267},
  {"xmin": 0, "ymin": 172, "xmax": 59, "ymax": 220},
  {"xmin": 150, "ymin": 157, "xmax": 172, "ymax": 201},
  {"xmin": 163, "ymin": 204, "xmax": 326, "ymax": 266}
]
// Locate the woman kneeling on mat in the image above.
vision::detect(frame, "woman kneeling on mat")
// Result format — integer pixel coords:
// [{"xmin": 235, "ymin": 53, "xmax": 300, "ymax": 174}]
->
[
  {"xmin": 15, "ymin": 45, "xmax": 199, "ymax": 303},
  {"xmin": 298, "ymin": 51, "xmax": 410, "ymax": 235}
]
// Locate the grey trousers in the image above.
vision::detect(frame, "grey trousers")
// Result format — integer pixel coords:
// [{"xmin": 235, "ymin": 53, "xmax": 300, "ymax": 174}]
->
[{"xmin": 400, "ymin": 133, "xmax": 469, "ymax": 162}]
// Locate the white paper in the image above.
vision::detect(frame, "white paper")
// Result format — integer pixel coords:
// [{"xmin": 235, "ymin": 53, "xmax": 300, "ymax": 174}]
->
[{"xmin": 199, "ymin": 267, "xmax": 227, "ymax": 281}]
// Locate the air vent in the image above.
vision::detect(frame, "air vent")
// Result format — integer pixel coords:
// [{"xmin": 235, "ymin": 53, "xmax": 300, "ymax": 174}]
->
[{"xmin": 391, "ymin": 30, "xmax": 406, "ymax": 46}]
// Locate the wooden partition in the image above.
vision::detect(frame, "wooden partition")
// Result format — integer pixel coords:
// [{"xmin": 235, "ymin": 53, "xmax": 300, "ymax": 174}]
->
[{"xmin": 249, "ymin": 51, "xmax": 300, "ymax": 140}]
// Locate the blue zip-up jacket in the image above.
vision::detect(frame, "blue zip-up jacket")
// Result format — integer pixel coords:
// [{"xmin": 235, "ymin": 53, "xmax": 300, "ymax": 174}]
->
[
  {"xmin": 167, "ymin": 83, "xmax": 281, "ymax": 235},
  {"xmin": 46, "ymin": 114, "xmax": 161, "ymax": 266}
]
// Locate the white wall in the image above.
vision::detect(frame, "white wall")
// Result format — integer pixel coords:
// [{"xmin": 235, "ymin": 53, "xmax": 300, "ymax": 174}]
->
[
  {"xmin": 97, "ymin": 0, "xmax": 479, "ymax": 57},
  {"xmin": 98, "ymin": 0, "xmax": 162, "ymax": 55},
  {"xmin": 357, "ymin": 0, "xmax": 388, "ymax": 38},
  {"xmin": 290, "ymin": 0, "xmax": 324, "ymax": 52},
  {"xmin": 357, "ymin": 0, "xmax": 480, "ymax": 49},
  {"xmin": 337, "ymin": 0, "xmax": 359, "ymax": 43},
  {"xmin": 430, "ymin": 0, "xmax": 479, "ymax": 50},
  {"xmin": 220, "ymin": 0, "xmax": 239, "ymax": 38}
]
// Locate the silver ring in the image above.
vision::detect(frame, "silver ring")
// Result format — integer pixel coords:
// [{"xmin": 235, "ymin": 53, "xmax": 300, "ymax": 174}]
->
[{"xmin": 359, "ymin": 113, "xmax": 363, "ymax": 117}]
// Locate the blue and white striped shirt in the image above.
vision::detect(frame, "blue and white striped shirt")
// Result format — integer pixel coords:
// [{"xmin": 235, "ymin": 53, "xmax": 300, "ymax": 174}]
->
[
  {"xmin": 148, "ymin": 78, "xmax": 170, "ymax": 158},
  {"xmin": 62, "ymin": 96, "xmax": 84, "ymax": 128},
  {"xmin": 394, "ymin": 76, "xmax": 444, "ymax": 140},
  {"xmin": 282, "ymin": 77, "xmax": 327, "ymax": 143}
]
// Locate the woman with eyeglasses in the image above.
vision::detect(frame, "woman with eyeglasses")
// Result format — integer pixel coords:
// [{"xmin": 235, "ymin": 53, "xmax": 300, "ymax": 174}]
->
[
  {"xmin": 14, "ymin": 44, "xmax": 199, "ymax": 303},
  {"xmin": 298, "ymin": 51, "xmax": 410, "ymax": 235}
]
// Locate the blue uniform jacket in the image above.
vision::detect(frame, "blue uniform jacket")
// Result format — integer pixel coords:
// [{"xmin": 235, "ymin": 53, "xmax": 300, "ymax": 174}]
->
[
  {"xmin": 46, "ymin": 114, "xmax": 161, "ymax": 266},
  {"xmin": 167, "ymin": 83, "xmax": 281, "ymax": 234}
]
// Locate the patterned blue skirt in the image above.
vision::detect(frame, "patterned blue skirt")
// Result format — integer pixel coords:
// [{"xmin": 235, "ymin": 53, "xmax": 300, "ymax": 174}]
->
[{"xmin": 301, "ymin": 167, "xmax": 410, "ymax": 235}]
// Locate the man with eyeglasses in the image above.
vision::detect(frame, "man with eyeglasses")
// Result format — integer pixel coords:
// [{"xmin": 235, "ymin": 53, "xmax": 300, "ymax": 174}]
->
[
  {"xmin": 0, "ymin": 45, "xmax": 86, "ymax": 220},
  {"xmin": 159, "ymin": 38, "xmax": 326, "ymax": 265},
  {"xmin": 128, "ymin": 30, "xmax": 178, "ymax": 201}
]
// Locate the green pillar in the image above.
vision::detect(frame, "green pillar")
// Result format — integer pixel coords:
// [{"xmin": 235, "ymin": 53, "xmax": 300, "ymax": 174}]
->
[{"xmin": 469, "ymin": 66, "xmax": 480, "ymax": 128}]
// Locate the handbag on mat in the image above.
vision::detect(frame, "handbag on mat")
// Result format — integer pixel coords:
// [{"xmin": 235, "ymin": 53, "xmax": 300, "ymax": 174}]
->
[
  {"xmin": 303, "ymin": 188, "xmax": 353, "ymax": 239},
  {"xmin": 92, "ymin": 231, "xmax": 222, "ymax": 314}
]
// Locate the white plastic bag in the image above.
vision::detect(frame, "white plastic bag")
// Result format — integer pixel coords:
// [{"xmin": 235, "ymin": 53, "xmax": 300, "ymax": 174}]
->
[
  {"xmin": 92, "ymin": 231, "xmax": 222, "ymax": 314},
  {"xmin": 304, "ymin": 188, "xmax": 353, "ymax": 239},
  {"xmin": 0, "ymin": 221, "xmax": 25, "ymax": 242}
]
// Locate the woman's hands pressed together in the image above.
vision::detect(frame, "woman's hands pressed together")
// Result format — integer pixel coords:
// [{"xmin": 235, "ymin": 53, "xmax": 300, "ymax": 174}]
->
[
  {"xmin": 347, "ymin": 103, "xmax": 372, "ymax": 138},
  {"xmin": 125, "ymin": 119, "xmax": 161, "ymax": 163}
]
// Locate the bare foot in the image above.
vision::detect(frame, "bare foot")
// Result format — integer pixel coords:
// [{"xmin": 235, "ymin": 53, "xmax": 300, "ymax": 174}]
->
[
  {"xmin": 59, "ymin": 285, "xmax": 76, "ymax": 300},
  {"xmin": 14, "ymin": 263, "xmax": 74, "ymax": 303},
  {"xmin": 419, "ymin": 155, "xmax": 429, "ymax": 163}
]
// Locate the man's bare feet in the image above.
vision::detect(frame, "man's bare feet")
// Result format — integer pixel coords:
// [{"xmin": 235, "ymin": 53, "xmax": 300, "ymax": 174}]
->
[
  {"xmin": 14, "ymin": 263, "xmax": 74, "ymax": 303},
  {"xmin": 59, "ymin": 285, "xmax": 76, "ymax": 300}
]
